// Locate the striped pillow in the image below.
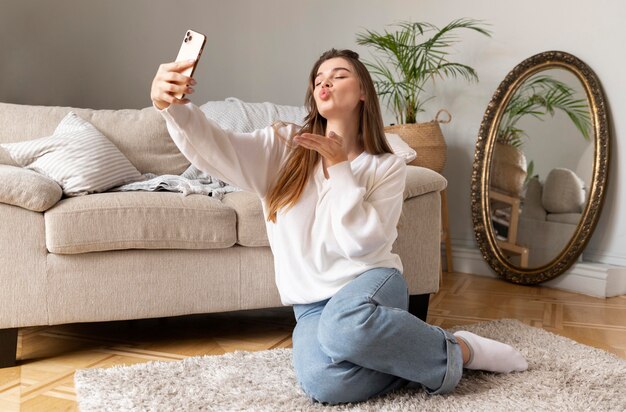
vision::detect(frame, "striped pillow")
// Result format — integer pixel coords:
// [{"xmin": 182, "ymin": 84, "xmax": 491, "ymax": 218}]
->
[{"xmin": 0, "ymin": 112, "xmax": 142, "ymax": 196}]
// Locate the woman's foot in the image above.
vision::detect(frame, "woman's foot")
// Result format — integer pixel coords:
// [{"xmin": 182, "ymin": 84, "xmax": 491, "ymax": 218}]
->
[{"xmin": 454, "ymin": 331, "xmax": 528, "ymax": 373}]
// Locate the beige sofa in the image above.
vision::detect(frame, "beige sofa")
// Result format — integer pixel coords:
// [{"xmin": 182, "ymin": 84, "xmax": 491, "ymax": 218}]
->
[
  {"xmin": 517, "ymin": 170, "xmax": 586, "ymax": 267},
  {"xmin": 0, "ymin": 101, "xmax": 446, "ymax": 368}
]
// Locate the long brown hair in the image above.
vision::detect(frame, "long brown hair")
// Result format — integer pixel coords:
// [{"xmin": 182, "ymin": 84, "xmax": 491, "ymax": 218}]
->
[{"xmin": 265, "ymin": 49, "xmax": 392, "ymax": 222}]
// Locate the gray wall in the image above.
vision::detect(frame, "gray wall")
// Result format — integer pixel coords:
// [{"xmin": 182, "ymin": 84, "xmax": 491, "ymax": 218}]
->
[{"xmin": 2, "ymin": 0, "xmax": 625, "ymax": 270}]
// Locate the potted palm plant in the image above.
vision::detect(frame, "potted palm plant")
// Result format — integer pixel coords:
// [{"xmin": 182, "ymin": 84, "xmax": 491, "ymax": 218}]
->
[
  {"xmin": 356, "ymin": 19, "xmax": 491, "ymax": 172},
  {"xmin": 492, "ymin": 74, "xmax": 592, "ymax": 196}
]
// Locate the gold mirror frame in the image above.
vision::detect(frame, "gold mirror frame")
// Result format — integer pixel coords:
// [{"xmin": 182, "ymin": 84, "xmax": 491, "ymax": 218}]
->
[{"xmin": 471, "ymin": 51, "xmax": 610, "ymax": 284}]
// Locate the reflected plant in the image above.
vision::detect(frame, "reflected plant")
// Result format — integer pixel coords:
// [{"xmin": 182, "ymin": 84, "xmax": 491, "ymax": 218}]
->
[
  {"xmin": 497, "ymin": 74, "xmax": 592, "ymax": 148},
  {"xmin": 524, "ymin": 160, "xmax": 535, "ymax": 185}
]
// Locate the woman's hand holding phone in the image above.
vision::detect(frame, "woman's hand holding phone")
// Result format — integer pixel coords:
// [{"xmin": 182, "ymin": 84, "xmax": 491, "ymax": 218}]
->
[
  {"xmin": 150, "ymin": 60, "xmax": 196, "ymax": 110},
  {"xmin": 151, "ymin": 29, "xmax": 206, "ymax": 110}
]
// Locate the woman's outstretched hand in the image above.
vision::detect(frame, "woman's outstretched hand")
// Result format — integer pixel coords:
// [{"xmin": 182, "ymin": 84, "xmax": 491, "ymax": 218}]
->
[
  {"xmin": 150, "ymin": 60, "xmax": 197, "ymax": 110},
  {"xmin": 294, "ymin": 131, "xmax": 348, "ymax": 167}
]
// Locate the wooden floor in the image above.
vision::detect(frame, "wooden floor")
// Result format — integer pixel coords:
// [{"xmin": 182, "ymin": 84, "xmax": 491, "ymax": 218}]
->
[{"xmin": 1, "ymin": 271, "xmax": 625, "ymax": 411}]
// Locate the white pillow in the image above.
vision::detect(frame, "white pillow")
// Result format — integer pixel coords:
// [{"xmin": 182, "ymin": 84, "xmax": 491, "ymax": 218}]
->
[
  {"xmin": 385, "ymin": 133, "xmax": 417, "ymax": 164},
  {"xmin": 542, "ymin": 168, "xmax": 586, "ymax": 214},
  {"xmin": 0, "ymin": 112, "xmax": 143, "ymax": 196}
]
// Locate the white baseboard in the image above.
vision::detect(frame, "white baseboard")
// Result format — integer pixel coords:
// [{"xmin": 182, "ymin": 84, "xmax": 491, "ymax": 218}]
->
[
  {"xmin": 445, "ymin": 242, "xmax": 626, "ymax": 298},
  {"xmin": 582, "ymin": 249, "xmax": 626, "ymax": 267}
]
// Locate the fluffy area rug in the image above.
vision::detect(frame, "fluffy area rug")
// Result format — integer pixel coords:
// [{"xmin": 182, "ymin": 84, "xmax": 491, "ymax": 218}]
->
[{"xmin": 74, "ymin": 319, "xmax": 626, "ymax": 411}]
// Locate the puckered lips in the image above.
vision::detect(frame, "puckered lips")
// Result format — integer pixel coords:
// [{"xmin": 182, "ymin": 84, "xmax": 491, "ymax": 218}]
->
[{"xmin": 319, "ymin": 88, "xmax": 331, "ymax": 101}]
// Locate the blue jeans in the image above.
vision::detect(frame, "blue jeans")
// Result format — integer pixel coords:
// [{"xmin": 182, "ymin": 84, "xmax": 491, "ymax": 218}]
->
[{"xmin": 292, "ymin": 267, "xmax": 463, "ymax": 405}]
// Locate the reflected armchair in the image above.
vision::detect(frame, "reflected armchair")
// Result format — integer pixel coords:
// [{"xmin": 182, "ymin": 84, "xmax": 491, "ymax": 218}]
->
[{"xmin": 518, "ymin": 168, "xmax": 586, "ymax": 267}]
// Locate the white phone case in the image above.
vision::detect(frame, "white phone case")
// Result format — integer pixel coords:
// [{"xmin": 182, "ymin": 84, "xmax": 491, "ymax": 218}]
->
[{"xmin": 174, "ymin": 29, "xmax": 206, "ymax": 99}]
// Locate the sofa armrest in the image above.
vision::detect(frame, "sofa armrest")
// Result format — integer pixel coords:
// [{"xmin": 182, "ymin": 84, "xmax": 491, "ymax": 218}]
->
[
  {"xmin": 0, "ymin": 165, "xmax": 63, "ymax": 212},
  {"xmin": 0, "ymin": 204, "xmax": 49, "ymax": 328},
  {"xmin": 520, "ymin": 177, "xmax": 547, "ymax": 221},
  {"xmin": 403, "ymin": 165, "xmax": 447, "ymax": 200},
  {"xmin": 394, "ymin": 166, "xmax": 447, "ymax": 298}
]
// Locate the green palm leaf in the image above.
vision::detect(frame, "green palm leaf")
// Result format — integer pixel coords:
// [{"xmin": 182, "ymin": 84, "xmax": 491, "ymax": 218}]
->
[
  {"xmin": 497, "ymin": 74, "xmax": 592, "ymax": 146},
  {"xmin": 356, "ymin": 19, "xmax": 491, "ymax": 123}
]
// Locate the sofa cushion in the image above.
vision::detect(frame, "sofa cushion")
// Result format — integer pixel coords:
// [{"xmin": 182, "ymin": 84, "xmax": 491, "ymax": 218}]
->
[
  {"xmin": 0, "ymin": 165, "xmax": 63, "ymax": 212},
  {"xmin": 1, "ymin": 112, "xmax": 144, "ymax": 196},
  {"xmin": 546, "ymin": 213, "xmax": 582, "ymax": 225},
  {"xmin": 222, "ymin": 191, "xmax": 269, "ymax": 247},
  {"xmin": 44, "ymin": 192, "xmax": 236, "ymax": 254},
  {"xmin": 0, "ymin": 102, "xmax": 190, "ymax": 175}
]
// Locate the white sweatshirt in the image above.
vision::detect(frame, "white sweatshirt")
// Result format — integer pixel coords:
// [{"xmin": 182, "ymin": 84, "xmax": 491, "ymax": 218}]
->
[{"xmin": 160, "ymin": 103, "xmax": 406, "ymax": 305}]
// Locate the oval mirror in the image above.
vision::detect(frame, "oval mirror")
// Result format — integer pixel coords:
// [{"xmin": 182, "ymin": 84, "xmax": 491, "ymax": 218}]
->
[{"xmin": 471, "ymin": 51, "xmax": 610, "ymax": 284}]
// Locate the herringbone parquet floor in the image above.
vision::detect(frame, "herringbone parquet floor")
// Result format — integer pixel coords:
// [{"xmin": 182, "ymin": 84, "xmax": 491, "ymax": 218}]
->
[{"xmin": 1, "ymin": 272, "xmax": 625, "ymax": 411}]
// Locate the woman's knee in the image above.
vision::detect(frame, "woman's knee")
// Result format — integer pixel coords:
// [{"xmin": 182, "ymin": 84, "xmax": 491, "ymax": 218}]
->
[{"xmin": 317, "ymin": 297, "xmax": 376, "ymax": 361}]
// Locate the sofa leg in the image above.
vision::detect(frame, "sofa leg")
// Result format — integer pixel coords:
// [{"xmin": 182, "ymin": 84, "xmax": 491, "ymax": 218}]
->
[
  {"xmin": 0, "ymin": 328, "xmax": 18, "ymax": 368},
  {"xmin": 409, "ymin": 294, "xmax": 430, "ymax": 322}
]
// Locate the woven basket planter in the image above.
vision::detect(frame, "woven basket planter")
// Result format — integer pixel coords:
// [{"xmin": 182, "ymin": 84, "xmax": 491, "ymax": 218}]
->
[
  {"xmin": 490, "ymin": 142, "xmax": 527, "ymax": 197},
  {"xmin": 384, "ymin": 109, "xmax": 450, "ymax": 173}
]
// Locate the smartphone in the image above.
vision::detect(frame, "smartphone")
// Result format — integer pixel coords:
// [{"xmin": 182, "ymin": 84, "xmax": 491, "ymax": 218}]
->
[{"xmin": 173, "ymin": 29, "xmax": 206, "ymax": 99}]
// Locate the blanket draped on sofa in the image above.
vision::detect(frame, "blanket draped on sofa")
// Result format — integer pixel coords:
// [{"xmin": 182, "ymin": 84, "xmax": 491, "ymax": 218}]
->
[{"xmin": 112, "ymin": 164, "xmax": 241, "ymax": 199}]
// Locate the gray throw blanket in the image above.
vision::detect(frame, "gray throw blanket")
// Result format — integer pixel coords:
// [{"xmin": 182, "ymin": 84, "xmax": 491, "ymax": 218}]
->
[{"xmin": 112, "ymin": 165, "xmax": 241, "ymax": 200}]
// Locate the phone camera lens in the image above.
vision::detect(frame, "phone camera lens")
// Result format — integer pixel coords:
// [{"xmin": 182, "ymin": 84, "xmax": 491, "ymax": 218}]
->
[{"xmin": 188, "ymin": 34, "xmax": 193, "ymax": 41}]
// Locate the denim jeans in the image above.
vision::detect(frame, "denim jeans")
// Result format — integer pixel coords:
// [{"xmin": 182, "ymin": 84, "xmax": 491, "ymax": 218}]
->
[{"xmin": 292, "ymin": 267, "xmax": 463, "ymax": 405}]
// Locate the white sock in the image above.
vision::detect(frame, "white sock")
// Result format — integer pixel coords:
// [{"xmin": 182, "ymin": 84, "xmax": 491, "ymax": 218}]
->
[{"xmin": 454, "ymin": 331, "xmax": 528, "ymax": 373}]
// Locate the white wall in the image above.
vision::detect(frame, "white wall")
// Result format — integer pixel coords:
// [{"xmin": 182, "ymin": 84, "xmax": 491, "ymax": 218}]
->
[{"xmin": 1, "ymin": 0, "xmax": 624, "ymax": 270}]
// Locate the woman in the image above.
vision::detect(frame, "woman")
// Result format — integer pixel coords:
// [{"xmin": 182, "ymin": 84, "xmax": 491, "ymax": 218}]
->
[{"xmin": 151, "ymin": 49, "xmax": 527, "ymax": 404}]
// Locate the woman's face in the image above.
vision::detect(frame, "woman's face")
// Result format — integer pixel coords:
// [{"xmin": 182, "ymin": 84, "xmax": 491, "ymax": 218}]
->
[{"xmin": 313, "ymin": 57, "xmax": 364, "ymax": 120}]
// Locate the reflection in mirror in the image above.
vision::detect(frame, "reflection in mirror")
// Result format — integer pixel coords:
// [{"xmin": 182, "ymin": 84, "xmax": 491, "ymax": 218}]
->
[
  {"xmin": 489, "ymin": 68, "xmax": 592, "ymax": 268},
  {"xmin": 471, "ymin": 51, "xmax": 610, "ymax": 285}
]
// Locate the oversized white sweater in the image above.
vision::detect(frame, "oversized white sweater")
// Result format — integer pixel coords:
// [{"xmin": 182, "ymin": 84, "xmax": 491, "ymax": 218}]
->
[{"xmin": 160, "ymin": 103, "xmax": 406, "ymax": 305}]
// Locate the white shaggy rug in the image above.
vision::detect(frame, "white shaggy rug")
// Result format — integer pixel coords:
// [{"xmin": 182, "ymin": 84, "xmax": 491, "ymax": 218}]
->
[{"xmin": 74, "ymin": 319, "xmax": 626, "ymax": 411}]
